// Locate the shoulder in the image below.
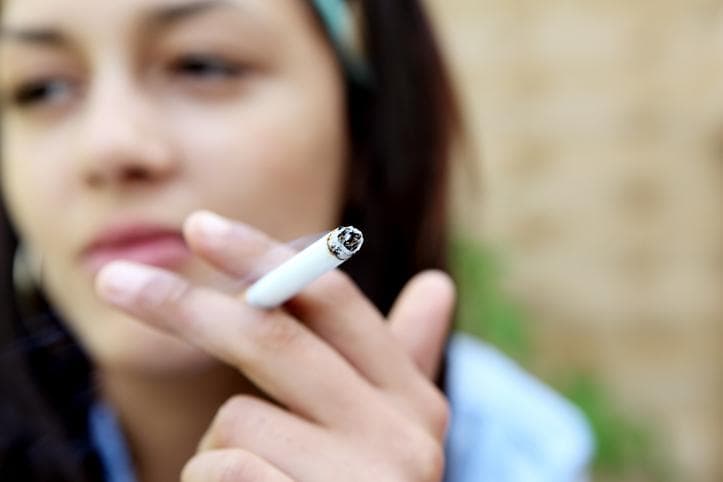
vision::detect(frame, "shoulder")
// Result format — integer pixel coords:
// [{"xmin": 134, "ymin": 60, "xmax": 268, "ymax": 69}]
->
[{"xmin": 444, "ymin": 333, "xmax": 594, "ymax": 482}]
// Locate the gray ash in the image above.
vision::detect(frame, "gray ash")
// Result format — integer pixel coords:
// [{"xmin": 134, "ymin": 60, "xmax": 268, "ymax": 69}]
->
[{"xmin": 327, "ymin": 227, "xmax": 364, "ymax": 260}]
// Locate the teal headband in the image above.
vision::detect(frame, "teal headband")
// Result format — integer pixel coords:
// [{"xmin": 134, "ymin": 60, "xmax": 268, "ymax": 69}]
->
[{"xmin": 311, "ymin": 0, "xmax": 371, "ymax": 84}]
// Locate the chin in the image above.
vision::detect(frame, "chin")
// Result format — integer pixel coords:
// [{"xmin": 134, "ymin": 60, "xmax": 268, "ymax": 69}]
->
[{"xmin": 44, "ymin": 260, "xmax": 234, "ymax": 377}]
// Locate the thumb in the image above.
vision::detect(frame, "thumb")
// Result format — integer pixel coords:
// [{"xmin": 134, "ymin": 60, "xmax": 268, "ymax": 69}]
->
[{"xmin": 388, "ymin": 270, "xmax": 456, "ymax": 380}]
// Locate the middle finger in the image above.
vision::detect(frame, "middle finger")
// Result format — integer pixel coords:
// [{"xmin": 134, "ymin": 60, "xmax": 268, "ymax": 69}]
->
[{"xmin": 183, "ymin": 211, "xmax": 427, "ymax": 394}]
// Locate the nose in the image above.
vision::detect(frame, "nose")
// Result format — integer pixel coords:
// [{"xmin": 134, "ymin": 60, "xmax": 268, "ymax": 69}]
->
[{"xmin": 77, "ymin": 74, "xmax": 177, "ymax": 189}]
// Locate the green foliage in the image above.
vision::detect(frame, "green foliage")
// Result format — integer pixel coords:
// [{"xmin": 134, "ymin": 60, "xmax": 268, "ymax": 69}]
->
[
  {"xmin": 449, "ymin": 238, "xmax": 530, "ymax": 363},
  {"xmin": 449, "ymin": 237, "xmax": 676, "ymax": 480}
]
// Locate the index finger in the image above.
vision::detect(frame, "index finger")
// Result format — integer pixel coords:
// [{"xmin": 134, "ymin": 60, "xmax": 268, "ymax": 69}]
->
[{"xmin": 94, "ymin": 261, "xmax": 377, "ymax": 427}]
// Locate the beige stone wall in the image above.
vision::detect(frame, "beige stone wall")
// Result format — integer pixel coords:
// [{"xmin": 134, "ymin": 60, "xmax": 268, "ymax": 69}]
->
[{"xmin": 426, "ymin": 1, "xmax": 723, "ymax": 481}]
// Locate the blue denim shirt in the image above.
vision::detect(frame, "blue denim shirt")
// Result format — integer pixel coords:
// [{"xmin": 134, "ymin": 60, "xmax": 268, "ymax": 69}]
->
[{"xmin": 91, "ymin": 333, "xmax": 593, "ymax": 482}]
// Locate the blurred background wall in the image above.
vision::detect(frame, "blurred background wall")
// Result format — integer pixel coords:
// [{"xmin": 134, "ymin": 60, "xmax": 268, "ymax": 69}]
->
[{"xmin": 425, "ymin": 1, "xmax": 723, "ymax": 481}]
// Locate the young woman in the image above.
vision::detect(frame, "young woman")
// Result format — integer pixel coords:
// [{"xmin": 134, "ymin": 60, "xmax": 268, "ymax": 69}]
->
[{"xmin": 0, "ymin": 0, "xmax": 593, "ymax": 480}]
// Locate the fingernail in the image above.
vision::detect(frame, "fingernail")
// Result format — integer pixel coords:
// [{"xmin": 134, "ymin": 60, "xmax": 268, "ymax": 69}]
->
[{"xmin": 95, "ymin": 261, "xmax": 154, "ymax": 305}]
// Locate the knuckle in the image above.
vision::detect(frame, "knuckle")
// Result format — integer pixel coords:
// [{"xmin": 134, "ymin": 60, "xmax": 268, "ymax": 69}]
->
[
  {"xmin": 426, "ymin": 390, "xmax": 451, "ymax": 438},
  {"xmin": 418, "ymin": 438, "xmax": 446, "ymax": 482},
  {"xmin": 250, "ymin": 315, "xmax": 307, "ymax": 356},
  {"xmin": 376, "ymin": 417, "xmax": 445, "ymax": 482},
  {"xmin": 182, "ymin": 450, "xmax": 264, "ymax": 482},
  {"xmin": 216, "ymin": 452, "xmax": 263, "ymax": 482},
  {"xmin": 215, "ymin": 396, "xmax": 246, "ymax": 426},
  {"xmin": 401, "ymin": 433, "xmax": 445, "ymax": 482},
  {"xmin": 180, "ymin": 458, "xmax": 197, "ymax": 482},
  {"xmin": 211, "ymin": 395, "xmax": 259, "ymax": 447}
]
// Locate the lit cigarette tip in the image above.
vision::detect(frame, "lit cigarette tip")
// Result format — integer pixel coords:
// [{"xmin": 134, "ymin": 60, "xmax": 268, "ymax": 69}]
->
[{"xmin": 327, "ymin": 226, "xmax": 364, "ymax": 261}]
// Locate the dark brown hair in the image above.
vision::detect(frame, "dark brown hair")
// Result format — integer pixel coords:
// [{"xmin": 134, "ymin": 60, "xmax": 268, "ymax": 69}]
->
[{"xmin": 0, "ymin": 0, "xmax": 463, "ymax": 479}]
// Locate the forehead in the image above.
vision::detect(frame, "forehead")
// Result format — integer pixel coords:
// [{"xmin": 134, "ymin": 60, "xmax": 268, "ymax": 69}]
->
[{"xmin": 1, "ymin": 0, "xmax": 312, "ymax": 38}]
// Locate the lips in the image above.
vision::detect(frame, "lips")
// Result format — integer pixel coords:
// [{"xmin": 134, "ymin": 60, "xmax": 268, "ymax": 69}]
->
[{"xmin": 82, "ymin": 223, "xmax": 191, "ymax": 273}]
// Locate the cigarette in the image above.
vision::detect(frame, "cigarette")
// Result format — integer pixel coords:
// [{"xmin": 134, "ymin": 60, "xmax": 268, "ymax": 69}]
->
[{"xmin": 245, "ymin": 226, "xmax": 364, "ymax": 309}]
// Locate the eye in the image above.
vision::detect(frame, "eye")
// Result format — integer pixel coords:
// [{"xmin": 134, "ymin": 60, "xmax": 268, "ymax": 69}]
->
[
  {"xmin": 11, "ymin": 78, "xmax": 75, "ymax": 107},
  {"xmin": 169, "ymin": 54, "xmax": 245, "ymax": 80}
]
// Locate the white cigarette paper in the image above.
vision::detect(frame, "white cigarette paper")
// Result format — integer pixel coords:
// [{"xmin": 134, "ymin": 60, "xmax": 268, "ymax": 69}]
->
[{"xmin": 245, "ymin": 226, "xmax": 364, "ymax": 309}]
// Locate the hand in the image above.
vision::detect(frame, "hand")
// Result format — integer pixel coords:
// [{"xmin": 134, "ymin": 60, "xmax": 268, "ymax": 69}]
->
[{"xmin": 95, "ymin": 211, "xmax": 456, "ymax": 482}]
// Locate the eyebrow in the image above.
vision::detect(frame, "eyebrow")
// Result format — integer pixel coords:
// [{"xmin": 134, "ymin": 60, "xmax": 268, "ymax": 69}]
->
[
  {"xmin": 0, "ymin": 27, "xmax": 68, "ymax": 46},
  {"xmin": 148, "ymin": 0, "xmax": 237, "ymax": 28},
  {"xmin": 0, "ymin": 0, "xmax": 237, "ymax": 46}
]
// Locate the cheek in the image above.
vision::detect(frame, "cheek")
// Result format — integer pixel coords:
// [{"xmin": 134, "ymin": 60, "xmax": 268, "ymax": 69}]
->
[
  {"xmin": 171, "ymin": 84, "xmax": 349, "ymax": 239},
  {"xmin": 1, "ymin": 123, "xmax": 74, "ymax": 252}
]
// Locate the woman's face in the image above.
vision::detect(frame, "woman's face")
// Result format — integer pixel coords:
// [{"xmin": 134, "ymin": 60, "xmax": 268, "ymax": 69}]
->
[{"xmin": 0, "ymin": 0, "xmax": 348, "ymax": 374}]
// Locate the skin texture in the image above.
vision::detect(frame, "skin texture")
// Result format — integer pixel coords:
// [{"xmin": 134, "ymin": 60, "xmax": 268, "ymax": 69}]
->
[
  {"xmin": 1, "ymin": 0, "xmax": 456, "ymax": 480},
  {"xmin": 1, "ymin": 0, "xmax": 348, "ymax": 374}
]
